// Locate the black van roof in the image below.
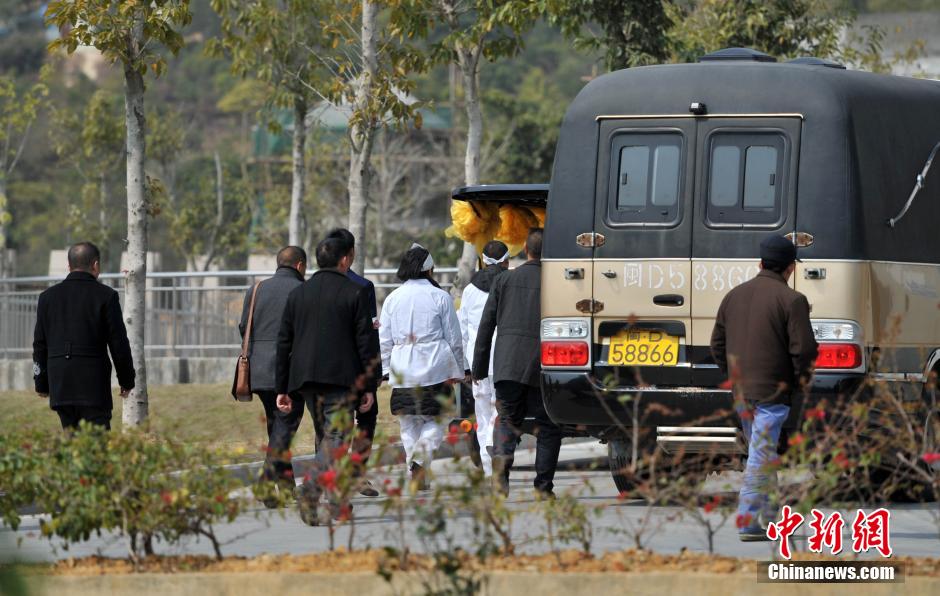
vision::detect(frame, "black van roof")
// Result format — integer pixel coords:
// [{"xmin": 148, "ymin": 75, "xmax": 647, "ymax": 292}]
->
[{"xmin": 546, "ymin": 59, "xmax": 940, "ymax": 261}]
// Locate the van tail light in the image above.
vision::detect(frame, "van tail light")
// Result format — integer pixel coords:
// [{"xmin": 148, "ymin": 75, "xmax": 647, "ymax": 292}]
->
[
  {"xmin": 541, "ymin": 341, "xmax": 589, "ymax": 366},
  {"xmin": 815, "ymin": 343, "xmax": 862, "ymax": 369}
]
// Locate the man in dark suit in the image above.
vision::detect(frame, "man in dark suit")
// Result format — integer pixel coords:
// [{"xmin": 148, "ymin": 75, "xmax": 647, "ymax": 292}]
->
[
  {"xmin": 238, "ymin": 246, "xmax": 306, "ymax": 502},
  {"xmin": 473, "ymin": 228, "xmax": 561, "ymax": 497},
  {"xmin": 711, "ymin": 235, "xmax": 818, "ymax": 541},
  {"xmin": 326, "ymin": 227, "xmax": 380, "ymax": 497},
  {"xmin": 32, "ymin": 242, "xmax": 135, "ymax": 430},
  {"xmin": 275, "ymin": 238, "xmax": 381, "ymax": 525}
]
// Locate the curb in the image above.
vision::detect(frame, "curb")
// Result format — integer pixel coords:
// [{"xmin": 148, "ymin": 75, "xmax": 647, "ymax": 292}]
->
[{"xmin": 24, "ymin": 570, "xmax": 937, "ymax": 596}]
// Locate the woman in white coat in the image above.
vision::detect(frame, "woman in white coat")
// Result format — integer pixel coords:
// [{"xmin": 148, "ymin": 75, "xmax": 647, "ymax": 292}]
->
[
  {"xmin": 458, "ymin": 240, "xmax": 510, "ymax": 476},
  {"xmin": 380, "ymin": 244, "xmax": 466, "ymax": 490}
]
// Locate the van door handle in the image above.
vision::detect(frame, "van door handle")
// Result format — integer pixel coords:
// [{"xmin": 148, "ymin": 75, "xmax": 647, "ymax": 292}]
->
[{"xmin": 653, "ymin": 294, "xmax": 684, "ymax": 307}]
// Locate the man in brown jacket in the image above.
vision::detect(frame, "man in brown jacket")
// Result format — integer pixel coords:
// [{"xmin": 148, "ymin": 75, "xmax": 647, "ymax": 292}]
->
[{"xmin": 711, "ymin": 235, "xmax": 818, "ymax": 541}]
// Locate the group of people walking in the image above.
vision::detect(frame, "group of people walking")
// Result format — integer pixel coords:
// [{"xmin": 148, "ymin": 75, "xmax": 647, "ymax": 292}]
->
[
  {"xmin": 240, "ymin": 226, "xmax": 559, "ymax": 524},
  {"xmin": 30, "ymin": 231, "xmax": 817, "ymax": 539}
]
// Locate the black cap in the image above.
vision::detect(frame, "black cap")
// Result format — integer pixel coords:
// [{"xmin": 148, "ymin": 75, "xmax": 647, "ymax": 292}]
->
[{"xmin": 760, "ymin": 235, "xmax": 800, "ymax": 264}]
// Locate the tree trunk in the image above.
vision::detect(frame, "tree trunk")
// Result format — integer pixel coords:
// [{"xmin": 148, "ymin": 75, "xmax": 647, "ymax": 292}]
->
[
  {"xmin": 289, "ymin": 96, "xmax": 307, "ymax": 248},
  {"xmin": 0, "ymin": 175, "xmax": 8, "ymax": 279},
  {"xmin": 454, "ymin": 47, "xmax": 484, "ymax": 296},
  {"xmin": 347, "ymin": 0, "xmax": 378, "ymax": 276},
  {"xmin": 121, "ymin": 58, "xmax": 149, "ymax": 427},
  {"xmin": 99, "ymin": 173, "xmax": 109, "ymax": 268}
]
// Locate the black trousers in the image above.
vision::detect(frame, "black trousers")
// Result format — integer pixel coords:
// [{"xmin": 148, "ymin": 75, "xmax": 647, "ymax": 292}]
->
[
  {"xmin": 54, "ymin": 405, "xmax": 111, "ymax": 431},
  {"xmin": 493, "ymin": 380, "xmax": 563, "ymax": 494},
  {"xmin": 258, "ymin": 391, "xmax": 303, "ymax": 483},
  {"xmin": 295, "ymin": 385, "xmax": 359, "ymax": 502},
  {"xmin": 311, "ymin": 392, "xmax": 376, "ymax": 457}
]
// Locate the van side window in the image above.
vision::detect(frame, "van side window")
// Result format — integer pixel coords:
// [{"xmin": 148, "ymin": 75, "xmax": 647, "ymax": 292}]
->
[
  {"xmin": 706, "ymin": 132, "xmax": 785, "ymax": 226},
  {"xmin": 608, "ymin": 133, "xmax": 682, "ymax": 225}
]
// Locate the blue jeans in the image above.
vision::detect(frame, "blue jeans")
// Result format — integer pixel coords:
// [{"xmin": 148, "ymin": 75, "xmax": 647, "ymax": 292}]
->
[{"xmin": 738, "ymin": 403, "xmax": 790, "ymax": 532}]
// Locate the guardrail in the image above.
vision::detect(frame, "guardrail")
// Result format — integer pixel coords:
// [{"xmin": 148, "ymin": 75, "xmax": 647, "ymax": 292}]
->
[{"xmin": 0, "ymin": 268, "xmax": 458, "ymax": 359}]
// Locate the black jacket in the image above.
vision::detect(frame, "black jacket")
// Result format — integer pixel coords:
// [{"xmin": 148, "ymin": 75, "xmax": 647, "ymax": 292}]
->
[
  {"xmin": 32, "ymin": 271, "xmax": 135, "ymax": 410},
  {"xmin": 473, "ymin": 260, "xmax": 542, "ymax": 387},
  {"xmin": 275, "ymin": 269, "xmax": 381, "ymax": 395},
  {"xmin": 239, "ymin": 266, "xmax": 304, "ymax": 392}
]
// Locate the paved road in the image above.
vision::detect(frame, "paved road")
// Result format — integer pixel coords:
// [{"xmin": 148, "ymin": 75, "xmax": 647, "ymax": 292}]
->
[{"xmin": 2, "ymin": 442, "xmax": 938, "ymax": 562}]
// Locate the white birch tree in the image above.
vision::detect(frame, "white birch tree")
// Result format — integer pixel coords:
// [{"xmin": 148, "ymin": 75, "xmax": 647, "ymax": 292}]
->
[{"xmin": 46, "ymin": 0, "xmax": 193, "ymax": 426}]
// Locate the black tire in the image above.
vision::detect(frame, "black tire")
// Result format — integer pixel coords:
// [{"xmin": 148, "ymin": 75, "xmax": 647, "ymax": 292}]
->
[{"xmin": 608, "ymin": 437, "xmax": 641, "ymax": 495}]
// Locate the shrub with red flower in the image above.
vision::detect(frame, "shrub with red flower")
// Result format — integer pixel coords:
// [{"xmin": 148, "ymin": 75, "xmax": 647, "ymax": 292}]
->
[
  {"xmin": 446, "ymin": 430, "xmax": 460, "ymax": 445},
  {"xmin": 788, "ymin": 433, "xmax": 805, "ymax": 448},
  {"xmin": 702, "ymin": 495, "xmax": 721, "ymax": 514},
  {"xmin": 317, "ymin": 469, "xmax": 338, "ymax": 491},
  {"xmin": 922, "ymin": 453, "xmax": 940, "ymax": 465}
]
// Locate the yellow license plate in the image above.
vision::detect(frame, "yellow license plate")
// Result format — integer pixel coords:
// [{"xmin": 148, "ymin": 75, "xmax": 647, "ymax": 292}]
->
[{"xmin": 608, "ymin": 331, "xmax": 679, "ymax": 366}]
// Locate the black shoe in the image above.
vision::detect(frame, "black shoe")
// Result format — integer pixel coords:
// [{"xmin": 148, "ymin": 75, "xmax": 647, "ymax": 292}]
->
[
  {"xmin": 296, "ymin": 484, "xmax": 321, "ymax": 527},
  {"xmin": 358, "ymin": 478, "xmax": 380, "ymax": 497},
  {"xmin": 410, "ymin": 462, "xmax": 431, "ymax": 492},
  {"xmin": 535, "ymin": 489, "xmax": 555, "ymax": 500}
]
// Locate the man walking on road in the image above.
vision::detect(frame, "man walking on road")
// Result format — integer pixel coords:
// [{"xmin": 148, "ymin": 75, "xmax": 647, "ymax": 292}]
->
[
  {"xmin": 238, "ymin": 246, "xmax": 306, "ymax": 505},
  {"xmin": 275, "ymin": 238, "xmax": 381, "ymax": 525},
  {"xmin": 326, "ymin": 228, "xmax": 380, "ymax": 497},
  {"xmin": 32, "ymin": 242, "xmax": 135, "ymax": 430},
  {"xmin": 474, "ymin": 228, "xmax": 562, "ymax": 497},
  {"xmin": 710, "ymin": 235, "xmax": 818, "ymax": 541}
]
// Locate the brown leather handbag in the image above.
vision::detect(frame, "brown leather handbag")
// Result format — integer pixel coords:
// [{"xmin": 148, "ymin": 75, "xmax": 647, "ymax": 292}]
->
[{"xmin": 232, "ymin": 281, "xmax": 262, "ymax": 402}]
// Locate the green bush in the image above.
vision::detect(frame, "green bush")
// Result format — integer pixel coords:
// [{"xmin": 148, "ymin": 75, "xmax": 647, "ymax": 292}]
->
[{"xmin": 0, "ymin": 424, "xmax": 246, "ymax": 564}]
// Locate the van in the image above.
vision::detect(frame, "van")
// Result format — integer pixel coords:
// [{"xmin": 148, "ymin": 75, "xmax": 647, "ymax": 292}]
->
[{"xmin": 538, "ymin": 48, "xmax": 940, "ymax": 492}]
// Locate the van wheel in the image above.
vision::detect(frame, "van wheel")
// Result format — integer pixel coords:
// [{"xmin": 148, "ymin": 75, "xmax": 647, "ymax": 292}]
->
[{"xmin": 608, "ymin": 438, "xmax": 639, "ymax": 495}]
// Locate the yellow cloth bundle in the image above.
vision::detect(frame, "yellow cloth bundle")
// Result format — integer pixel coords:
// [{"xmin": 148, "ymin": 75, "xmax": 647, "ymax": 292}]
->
[
  {"xmin": 447, "ymin": 201, "xmax": 547, "ymax": 256},
  {"xmin": 445, "ymin": 200, "xmax": 501, "ymax": 253},
  {"xmin": 495, "ymin": 204, "xmax": 541, "ymax": 255}
]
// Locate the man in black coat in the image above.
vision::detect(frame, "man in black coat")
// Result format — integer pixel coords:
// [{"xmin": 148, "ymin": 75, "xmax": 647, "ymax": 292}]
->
[
  {"xmin": 275, "ymin": 238, "xmax": 381, "ymax": 525},
  {"xmin": 238, "ymin": 246, "xmax": 306, "ymax": 499},
  {"xmin": 326, "ymin": 228, "xmax": 379, "ymax": 497},
  {"xmin": 32, "ymin": 242, "xmax": 135, "ymax": 430},
  {"xmin": 473, "ymin": 228, "xmax": 562, "ymax": 497}
]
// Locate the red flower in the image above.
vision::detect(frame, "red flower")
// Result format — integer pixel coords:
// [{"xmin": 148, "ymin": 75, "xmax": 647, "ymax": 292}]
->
[
  {"xmin": 337, "ymin": 504, "xmax": 352, "ymax": 521},
  {"xmin": 386, "ymin": 487, "xmax": 402, "ymax": 497},
  {"xmin": 446, "ymin": 431, "xmax": 459, "ymax": 446},
  {"xmin": 834, "ymin": 452, "xmax": 851, "ymax": 469},
  {"xmin": 332, "ymin": 445, "xmax": 349, "ymax": 460},
  {"xmin": 739, "ymin": 409, "xmax": 754, "ymax": 421},
  {"xmin": 349, "ymin": 452, "xmax": 363, "ymax": 465},
  {"xmin": 804, "ymin": 408, "xmax": 825, "ymax": 421},
  {"xmin": 788, "ymin": 433, "xmax": 805, "ymax": 448},
  {"xmin": 318, "ymin": 469, "xmax": 338, "ymax": 491},
  {"xmin": 383, "ymin": 478, "xmax": 392, "ymax": 485},
  {"xmin": 78, "ymin": 477, "xmax": 89, "ymax": 487},
  {"xmin": 161, "ymin": 491, "xmax": 173, "ymax": 505},
  {"xmin": 718, "ymin": 379, "xmax": 733, "ymax": 390},
  {"xmin": 215, "ymin": 495, "xmax": 225, "ymax": 503},
  {"xmin": 921, "ymin": 453, "xmax": 940, "ymax": 465},
  {"xmin": 703, "ymin": 496, "xmax": 721, "ymax": 513},
  {"xmin": 284, "ymin": 469, "xmax": 294, "ymax": 478},
  {"xmin": 472, "ymin": 422, "xmax": 479, "ymax": 431}
]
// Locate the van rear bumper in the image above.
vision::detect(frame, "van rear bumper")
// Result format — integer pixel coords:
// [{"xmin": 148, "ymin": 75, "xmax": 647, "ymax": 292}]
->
[{"xmin": 541, "ymin": 370, "xmax": 866, "ymax": 434}]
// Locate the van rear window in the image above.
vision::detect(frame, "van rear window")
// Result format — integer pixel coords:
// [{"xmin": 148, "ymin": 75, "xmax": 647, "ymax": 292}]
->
[
  {"xmin": 706, "ymin": 132, "xmax": 785, "ymax": 226},
  {"xmin": 608, "ymin": 133, "xmax": 682, "ymax": 225}
]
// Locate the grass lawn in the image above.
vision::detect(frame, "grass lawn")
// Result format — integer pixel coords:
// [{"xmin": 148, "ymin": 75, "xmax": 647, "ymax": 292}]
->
[{"xmin": 0, "ymin": 384, "xmax": 398, "ymax": 458}]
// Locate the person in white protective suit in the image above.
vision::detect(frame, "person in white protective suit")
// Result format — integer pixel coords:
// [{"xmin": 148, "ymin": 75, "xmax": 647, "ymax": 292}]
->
[
  {"xmin": 380, "ymin": 243, "xmax": 467, "ymax": 491},
  {"xmin": 458, "ymin": 241, "xmax": 511, "ymax": 477}
]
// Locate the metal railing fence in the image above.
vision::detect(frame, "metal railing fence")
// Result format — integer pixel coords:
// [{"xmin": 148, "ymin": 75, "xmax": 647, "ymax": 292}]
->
[{"xmin": 0, "ymin": 268, "xmax": 457, "ymax": 359}]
